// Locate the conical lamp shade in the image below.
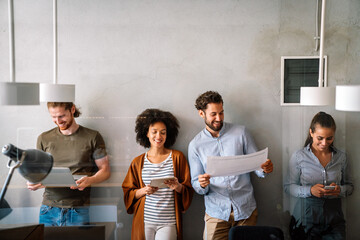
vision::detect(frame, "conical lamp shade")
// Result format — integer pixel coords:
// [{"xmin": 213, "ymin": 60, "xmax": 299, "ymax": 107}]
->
[
  {"xmin": 336, "ymin": 85, "xmax": 360, "ymax": 112},
  {"xmin": 40, "ymin": 83, "xmax": 75, "ymax": 102},
  {"xmin": 2, "ymin": 143, "xmax": 53, "ymax": 183},
  {"xmin": 300, "ymin": 86, "xmax": 335, "ymax": 106},
  {"xmin": 0, "ymin": 82, "xmax": 39, "ymax": 105}
]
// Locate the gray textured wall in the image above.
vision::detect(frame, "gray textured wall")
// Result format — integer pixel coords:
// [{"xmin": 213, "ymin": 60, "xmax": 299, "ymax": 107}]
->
[{"xmin": 0, "ymin": 0, "xmax": 359, "ymax": 239}]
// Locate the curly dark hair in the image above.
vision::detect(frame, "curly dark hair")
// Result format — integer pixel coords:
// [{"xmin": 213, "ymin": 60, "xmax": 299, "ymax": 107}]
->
[
  {"xmin": 135, "ymin": 109, "xmax": 179, "ymax": 148},
  {"xmin": 195, "ymin": 91, "xmax": 223, "ymax": 110}
]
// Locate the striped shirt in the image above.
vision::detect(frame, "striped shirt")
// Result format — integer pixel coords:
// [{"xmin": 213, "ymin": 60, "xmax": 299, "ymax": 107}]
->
[{"xmin": 142, "ymin": 152, "xmax": 176, "ymax": 225}]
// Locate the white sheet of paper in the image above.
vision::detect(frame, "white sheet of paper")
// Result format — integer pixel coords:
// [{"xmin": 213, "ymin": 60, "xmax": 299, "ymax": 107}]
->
[{"xmin": 206, "ymin": 148, "xmax": 268, "ymax": 177}]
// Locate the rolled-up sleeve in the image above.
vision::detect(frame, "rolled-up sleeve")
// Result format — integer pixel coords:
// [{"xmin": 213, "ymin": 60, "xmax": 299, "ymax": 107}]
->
[{"xmin": 188, "ymin": 141, "xmax": 209, "ymax": 195}]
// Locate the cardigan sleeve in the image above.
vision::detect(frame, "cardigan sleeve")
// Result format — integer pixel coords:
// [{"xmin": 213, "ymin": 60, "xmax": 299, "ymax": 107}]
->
[
  {"xmin": 174, "ymin": 150, "xmax": 194, "ymax": 212},
  {"xmin": 122, "ymin": 157, "xmax": 143, "ymax": 214}
]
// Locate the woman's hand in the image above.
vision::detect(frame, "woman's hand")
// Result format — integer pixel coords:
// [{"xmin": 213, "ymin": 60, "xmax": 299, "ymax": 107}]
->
[
  {"xmin": 311, "ymin": 183, "xmax": 340, "ymax": 198},
  {"xmin": 323, "ymin": 182, "xmax": 341, "ymax": 197},
  {"xmin": 164, "ymin": 177, "xmax": 183, "ymax": 193},
  {"xmin": 135, "ymin": 185, "xmax": 159, "ymax": 199},
  {"xmin": 311, "ymin": 184, "xmax": 326, "ymax": 197},
  {"xmin": 144, "ymin": 185, "xmax": 159, "ymax": 195},
  {"xmin": 26, "ymin": 181, "xmax": 44, "ymax": 191}
]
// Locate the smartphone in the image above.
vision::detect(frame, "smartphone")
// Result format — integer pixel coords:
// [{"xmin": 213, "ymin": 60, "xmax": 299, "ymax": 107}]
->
[{"xmin": 324, "ymin": 186, "xmax": 336, "ymax": 190}]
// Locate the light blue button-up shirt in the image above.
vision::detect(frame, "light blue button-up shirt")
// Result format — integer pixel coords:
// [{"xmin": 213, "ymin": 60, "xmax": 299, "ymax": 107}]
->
[
  {"xmin": 284, "ymin": 144, "xmax": 353, "ymax": 198},
  {"xmin": 188, "ymin": 122, "xmax": 265, "ymax": 221}
]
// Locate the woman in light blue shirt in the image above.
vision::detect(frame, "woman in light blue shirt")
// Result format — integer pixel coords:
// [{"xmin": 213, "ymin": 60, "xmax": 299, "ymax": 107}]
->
[{"xmin": 285, "ymin": 112, "xmax": 353, "ymax": 240}]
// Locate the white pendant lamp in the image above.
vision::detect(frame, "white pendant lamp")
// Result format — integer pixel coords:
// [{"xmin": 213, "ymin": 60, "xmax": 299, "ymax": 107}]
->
[
  {"xmin": 300, "ymin": 86, "xmax": 335, "ymax": 106},
  {"xmin": 0, "ymin": 0, "xmax": 39, "ymax": 105},
  {"xmin": 0, "ymin": 82, "xmax": 39, "ymax": 105},
  {"xmin": 40, "ymin": 0, "xmax": 75, "ymax": 102},
  {"xmin": 335, "ymin": 85, "xmax": 360, "ymax": 112},
  {"xmin": 300, "ymin": 0, "xmax": 335, "ymax": 106}
]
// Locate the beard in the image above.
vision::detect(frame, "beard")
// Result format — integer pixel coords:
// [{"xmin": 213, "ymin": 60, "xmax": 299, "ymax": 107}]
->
[
  {"xmin": 205, "ymin": 118, "xmax": 223, "ymax": 132},
  {"xmin": 57, "ymin": 117, "xmax": 74, "ymax": 130}
]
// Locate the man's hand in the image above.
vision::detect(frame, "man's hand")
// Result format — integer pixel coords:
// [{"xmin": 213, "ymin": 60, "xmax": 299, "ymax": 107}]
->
[
  {"xmin": 70, "ymin": 155, "xmax": 111, "ymax": 191},
  {"xmin": 198, "ymin": 173, "xmax": 211, "ymax": 188},
  {"xmin": 71, "ymin": 176, "xmax": 92, "ymax": 191},
  {"xmin": 261, "ymin": 159, "xmax": 273, "ymax": 173},
  {"xmin": 27, "ymin": 181, "xmax": 44, "ymax": 191}
]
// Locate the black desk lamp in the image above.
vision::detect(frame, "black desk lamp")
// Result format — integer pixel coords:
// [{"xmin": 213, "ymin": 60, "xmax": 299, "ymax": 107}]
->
[{"xmin": 0, "ymin": 144, "xmax": 53, "ymax": 219}]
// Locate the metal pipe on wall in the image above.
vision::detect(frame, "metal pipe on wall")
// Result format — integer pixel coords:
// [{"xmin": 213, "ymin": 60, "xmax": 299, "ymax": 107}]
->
[
  {"xmin": 314, "ymin": 0, "xmax": 321, "ymax": 52},
  {"xmin": 8, "ymin": 0, "xmax": 15, "ymax": 83},
  {"xmin": 53, "ymin": 0, "xmax": 58, "ymax": 84},
  {"xmin": 318, "ymin": 0, "xmax": 326, "ymax": 87}
]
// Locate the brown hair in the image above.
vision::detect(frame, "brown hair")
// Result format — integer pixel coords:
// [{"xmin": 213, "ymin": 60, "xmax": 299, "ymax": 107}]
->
[
  {"xmin": 304, "ymin": 111, "xmax": 336, "ymax": 147},
  {"xmin": 47, "ymin": 102, "xmax": 81, "ymax": 118},
  {"xmin": 195, "ymin": 91, "xmax": 223, "ymax": 111}
]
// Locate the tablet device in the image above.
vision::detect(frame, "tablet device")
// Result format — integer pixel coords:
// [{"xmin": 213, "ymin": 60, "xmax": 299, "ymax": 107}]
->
[
  {"xmin": 41, "ymin": 167, "xmax": 78, "ymax": 187},
  {"xmin": 150, "ymin": 177, "xmax": 176, "ymax": 188}
]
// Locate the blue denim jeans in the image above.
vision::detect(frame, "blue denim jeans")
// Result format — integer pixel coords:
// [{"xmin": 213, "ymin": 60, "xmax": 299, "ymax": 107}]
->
[{"xmin": 39, "ymin": 205, "xmax": 90, "ymax": 226}]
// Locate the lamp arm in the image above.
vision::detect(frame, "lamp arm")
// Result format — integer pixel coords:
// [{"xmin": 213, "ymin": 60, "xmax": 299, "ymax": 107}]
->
[{"xmin": 0, "ymin": 158, "xmax": 21, "ymax": 204}]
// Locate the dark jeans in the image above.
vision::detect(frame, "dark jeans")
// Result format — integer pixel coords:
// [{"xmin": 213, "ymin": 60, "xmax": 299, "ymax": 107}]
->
[
  {"xmin": 39, "ymin": 205, "xmax": 90, "ymax": 226},
  {"xmin": 290, "ymin": 198, "xmax": 345, "ymax": 240}
]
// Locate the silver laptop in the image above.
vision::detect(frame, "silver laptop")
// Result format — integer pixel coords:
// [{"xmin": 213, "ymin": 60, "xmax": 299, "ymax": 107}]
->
[{"xmin": 41, "ymin": 167, "xmax": 85, "ymax": 187}]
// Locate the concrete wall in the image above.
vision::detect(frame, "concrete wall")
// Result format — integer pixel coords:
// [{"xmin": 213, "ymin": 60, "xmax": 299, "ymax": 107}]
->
[{"xmin": 0, "ymin": 0, "xmax": 359, "ymax": 239}]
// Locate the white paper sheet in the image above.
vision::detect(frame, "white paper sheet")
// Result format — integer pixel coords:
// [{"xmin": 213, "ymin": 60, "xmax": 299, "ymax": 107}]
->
[{"xmin": 206, "ymin": 148, "xmax": 268, "ymax": 177}]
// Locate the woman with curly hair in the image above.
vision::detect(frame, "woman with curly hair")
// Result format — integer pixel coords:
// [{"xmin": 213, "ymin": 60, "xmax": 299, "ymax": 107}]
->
[{"xmin": 122, "ymin": 109, "xmax": 193, "ymax": 240}]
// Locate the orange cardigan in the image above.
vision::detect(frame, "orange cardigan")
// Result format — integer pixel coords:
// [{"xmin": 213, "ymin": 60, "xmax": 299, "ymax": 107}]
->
[{"xmin": 122, "ymin": 150, "xmax": 194, "ymax": 240}]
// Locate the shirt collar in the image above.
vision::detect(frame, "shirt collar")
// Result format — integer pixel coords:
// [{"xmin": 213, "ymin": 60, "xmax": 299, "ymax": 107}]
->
[
  {"xmin": 203, "ymin": 122, "xmax": 227, "ymax": 138},
  {"xmin": 305, "ymin": 143, "xmax": 337, "ymax": 154}
]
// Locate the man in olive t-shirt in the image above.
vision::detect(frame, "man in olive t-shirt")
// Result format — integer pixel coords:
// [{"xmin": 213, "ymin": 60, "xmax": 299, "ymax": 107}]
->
[{"xmin": 27, "ymin": 102, "xmax": 111, "ymax": 226}]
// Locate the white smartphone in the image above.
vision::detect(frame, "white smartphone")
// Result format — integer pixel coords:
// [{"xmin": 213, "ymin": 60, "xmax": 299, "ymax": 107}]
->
[{"xmin": 324, "ymin": 186, "xmax": 336, "ymax": 190}]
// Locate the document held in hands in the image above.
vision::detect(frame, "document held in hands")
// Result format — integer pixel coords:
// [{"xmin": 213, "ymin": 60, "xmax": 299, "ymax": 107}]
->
[
  {"xmin": 150, "ymin": 177, "xmax": 176, "ymax": 188},
  {"xmin": 206, "ymin": 148, "xmax": 268, "ymax": 177}
]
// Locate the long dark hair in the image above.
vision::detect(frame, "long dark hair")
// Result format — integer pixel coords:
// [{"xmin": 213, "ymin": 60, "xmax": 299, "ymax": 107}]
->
[{"xmin": 304, "ymin": 112, "xmax": 336, "ymax": 147}]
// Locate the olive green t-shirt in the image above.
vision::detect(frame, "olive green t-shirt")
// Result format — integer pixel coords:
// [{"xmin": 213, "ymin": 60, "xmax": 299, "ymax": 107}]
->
[{"xmin": 37, "ymin": 125, "xmax": 107, "ymax": 208}]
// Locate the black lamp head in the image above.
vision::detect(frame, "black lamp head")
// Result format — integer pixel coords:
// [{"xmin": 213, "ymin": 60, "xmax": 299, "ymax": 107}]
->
[{"xmin": 2, "ymin": 144, "xmax": 53, "ymax": 183}]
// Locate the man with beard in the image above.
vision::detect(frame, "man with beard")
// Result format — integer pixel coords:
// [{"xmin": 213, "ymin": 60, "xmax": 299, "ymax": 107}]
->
[
  {"xmin": 188, "ymin": 91, "xmax": 273, "ymax": 240},
  {"xmin": 27, "ymin": 102, "xmax": 110, "ymax": 226}
]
